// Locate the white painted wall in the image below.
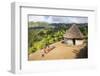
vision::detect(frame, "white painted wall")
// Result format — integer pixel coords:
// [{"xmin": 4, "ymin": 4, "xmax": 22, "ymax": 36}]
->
[
  {"xmin": 76, "ymin": 40, "xmax": 84, "ymax": 45},
  {"xmin": 66, "ymin": 40, "xmax": 73, "ymax": 45},
  {"xmin": 65, "ymin": 39, "xmax": 84, "ymax": 45}
]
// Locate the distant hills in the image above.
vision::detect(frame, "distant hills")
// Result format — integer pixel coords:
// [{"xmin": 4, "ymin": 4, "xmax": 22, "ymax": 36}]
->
[{"xmin": 28, "ymin": 21, "xmax": 88, "ymax": 29}]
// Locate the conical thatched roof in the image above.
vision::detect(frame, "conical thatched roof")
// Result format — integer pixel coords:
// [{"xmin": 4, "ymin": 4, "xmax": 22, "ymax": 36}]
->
[{"xmin": 64, "ymin": 24, "xmax": 84, "ymax": 39}]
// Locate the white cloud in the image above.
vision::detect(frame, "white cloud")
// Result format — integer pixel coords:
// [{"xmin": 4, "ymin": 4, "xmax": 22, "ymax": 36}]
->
[
  {"xmin": 67, "ymin": 17, "xmax": 88, "ymax": 23},
  {"xmin": 29, "ymin": 16, "xmax": 45, "ymax": 22},
  {"xmin": 52, "ymin": 16, "xmax": 67, "ymax": 23},
  {"xmin": 44, "ymin": 16, "xmax": 53, "ymax": 23},
  {"xmin": 29, "ymin": 15, "xmax": 88, "ymax": 23},
  {"xmin": 52, "ymin": 16, "xmax": 88, "ymax": 23}
]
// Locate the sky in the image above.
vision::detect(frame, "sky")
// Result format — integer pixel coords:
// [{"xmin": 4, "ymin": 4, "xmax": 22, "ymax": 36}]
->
[{"xmin": 29, "ymin": 15, "xmax": 88, "ymax": 24}]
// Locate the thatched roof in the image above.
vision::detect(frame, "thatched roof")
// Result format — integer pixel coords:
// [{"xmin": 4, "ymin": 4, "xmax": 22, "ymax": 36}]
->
[{"xmin": 64, "ymin": 24, "xmax": 84, "ymax": 39}]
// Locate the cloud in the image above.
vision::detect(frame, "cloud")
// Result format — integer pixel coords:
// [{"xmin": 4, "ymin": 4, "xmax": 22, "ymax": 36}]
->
[
  {"xmin": 29, "ymin": 15, "xmax": 88, "ymax": 23},
  {"xmin": 67, "ymin": 17, "xmax": 88, "ymax": 23},
  {"xmin": 29, "ymin": 16, "xmax": 45, "ymax": 22},
  {"xmin": 52, "ymin": 16, "xmax": 88, "ymax": 23},
  {"xmin": 52, "ymin": 16, "xmax": 67, "ymax": 23}
]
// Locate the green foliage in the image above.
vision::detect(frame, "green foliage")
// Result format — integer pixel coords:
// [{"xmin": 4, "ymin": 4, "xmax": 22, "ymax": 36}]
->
[
  {"xmin": 28, "ymin": 22, "xmax": 88, "ymax": 54},
  {"xmin": 79, "ymin": 26, "xmax": 88, "ymax": 36},
  {"xmin": 28, "ymin": 28, "xmax": 66, "ymax": 54},
  {"xmin": 28, "ymin": 47, "xmax": 37, "ymax": 54},
  {"xmin": 28, "ymin": 21, "xmax": 53, "ymax": 28}
]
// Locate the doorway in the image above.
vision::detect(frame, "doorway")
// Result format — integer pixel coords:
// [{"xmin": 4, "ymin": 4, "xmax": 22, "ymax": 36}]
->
[{"xmin": 72, "ymin": 39, "xmax": 76, "ymax": 45}]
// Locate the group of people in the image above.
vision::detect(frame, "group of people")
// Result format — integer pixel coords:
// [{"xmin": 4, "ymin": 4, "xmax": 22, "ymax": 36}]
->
[{"xmin": 41, "ymin": 45, "xmax": 55, "ymax": 57}]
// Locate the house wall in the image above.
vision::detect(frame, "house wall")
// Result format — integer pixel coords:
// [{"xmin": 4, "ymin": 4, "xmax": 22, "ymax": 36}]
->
[
  {"xmin": 64, "ymin": 38, "xmax": 84, "ymax": 45},
  {"xmin": 64, "ymin": 39, "xmax": 73, "ymax": 45},
  {"xmin": 76, "ymin": 40, "xmax": 84, "ymax": 45}
]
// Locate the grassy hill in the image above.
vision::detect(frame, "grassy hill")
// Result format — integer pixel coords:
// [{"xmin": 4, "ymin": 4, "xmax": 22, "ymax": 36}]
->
[{"xmin": 28, "ymin": 21, "xmax": 88, "ymax": 54}]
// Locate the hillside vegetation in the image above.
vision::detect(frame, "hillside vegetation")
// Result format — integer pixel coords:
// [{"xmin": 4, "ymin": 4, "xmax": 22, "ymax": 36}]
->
[{"xmin": 28, "ymin": 22, "xmax": 88, "ymax": 54}]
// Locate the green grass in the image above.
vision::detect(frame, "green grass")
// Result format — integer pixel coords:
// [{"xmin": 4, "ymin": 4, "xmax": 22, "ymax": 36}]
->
[{"xmin": 28, "ymin": 22, "xmax": 88, "ymax": 54}]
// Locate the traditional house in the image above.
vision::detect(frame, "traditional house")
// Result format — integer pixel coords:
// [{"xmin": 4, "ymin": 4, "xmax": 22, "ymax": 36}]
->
[{"xmin": 63, "ymin": 24, "xmax": 85, "ymax": 45}]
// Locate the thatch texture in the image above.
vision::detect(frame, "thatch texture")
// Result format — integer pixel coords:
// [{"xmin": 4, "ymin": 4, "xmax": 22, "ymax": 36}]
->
[{"xmin": 64, "ymin": 24, "xmax": 84, "ymax": 39}]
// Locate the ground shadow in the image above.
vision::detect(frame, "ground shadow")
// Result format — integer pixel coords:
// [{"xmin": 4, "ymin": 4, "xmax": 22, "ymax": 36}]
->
[{"xmin": 76, "ymin": 45, "xmax": 88, "ymax": 58}]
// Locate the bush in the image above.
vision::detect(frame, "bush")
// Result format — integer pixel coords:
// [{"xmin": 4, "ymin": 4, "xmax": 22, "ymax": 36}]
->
[{"xmin": 28, "ymin": 47, "xmax": 37, "ymax": 54}]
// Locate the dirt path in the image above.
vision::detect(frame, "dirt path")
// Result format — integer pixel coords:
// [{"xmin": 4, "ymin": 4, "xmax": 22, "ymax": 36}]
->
[{"xmin": 28, "ymin": 41, "xmax": 85, "ymax": 60}]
